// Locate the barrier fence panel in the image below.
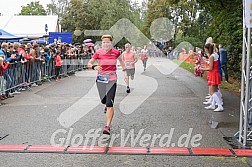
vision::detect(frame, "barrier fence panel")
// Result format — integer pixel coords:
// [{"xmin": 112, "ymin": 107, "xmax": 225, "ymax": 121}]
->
[{"xmin": 0, "ymin": 56, "xmax": 89, "ymax": 96}]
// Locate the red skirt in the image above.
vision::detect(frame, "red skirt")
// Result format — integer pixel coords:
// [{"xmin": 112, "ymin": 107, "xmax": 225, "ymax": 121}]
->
[{"xmin": 207, "ymin": 71, "xmax": 221, "ymax": 86}]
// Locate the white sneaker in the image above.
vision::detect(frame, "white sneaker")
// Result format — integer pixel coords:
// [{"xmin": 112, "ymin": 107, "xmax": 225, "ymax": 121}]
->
[
  {"xmin": 204, "ymin": 105, "xmax": 215, "ymax": 110},
  {"xmin": 203, "ymin": 101, "xmax": 211, "ymax": 105},
  {"xmin": 215, "ymin": 102, "xmax": 223, "ymax": 106},
  {"xmin": 205, "ymin": 95, "xmax": 211, "ymax": 99},
  {"xmin": 14, "ymin": 90, "xmax": 21, "ymax": 95},
  {"xmin": 9, "ymin": 92, "xmax": 15, "ymax": 96},
  {"xmin": 31, "ymin": 83, "xmax": 38, "ymax": 87},
  {"xmin": 214, "ymin": 106, "xmax": 224, "ymax": 112}
]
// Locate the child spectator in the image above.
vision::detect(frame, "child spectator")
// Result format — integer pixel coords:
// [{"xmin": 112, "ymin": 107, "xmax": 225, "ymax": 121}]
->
[
  {"xmin": 55, "ymin": 50, "xmax": 62, "ymax": 81},
  {"xmin": 0, "ymin": 55, "xmax": 9, "ymax": 100}
]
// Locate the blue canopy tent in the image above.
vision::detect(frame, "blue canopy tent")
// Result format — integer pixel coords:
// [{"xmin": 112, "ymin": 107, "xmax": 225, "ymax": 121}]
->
[
  {"xmin": 14, "ymin": 38, "xmax": 47, "ymax": 44},
  {"xmin": 32, "ymin": 39, "xmax": 46, "ymax": 45},
  {"xmin": 0, "ymin": 29, "xmax": 23, "ymax": 40}
]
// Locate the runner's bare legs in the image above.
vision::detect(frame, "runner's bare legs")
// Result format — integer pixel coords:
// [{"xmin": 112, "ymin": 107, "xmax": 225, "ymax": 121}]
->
[{"xmin": 106, "ymin": 107, "xmax": 114, "ymax": 126}]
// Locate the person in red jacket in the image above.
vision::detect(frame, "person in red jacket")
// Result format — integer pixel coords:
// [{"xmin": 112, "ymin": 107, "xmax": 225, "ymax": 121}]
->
[
  {"xmin": 55, "ymin": 51, "xmax": 62, "ymax": 81},
  {"xmin": 0, "ymin": 56, "xmax": 9, "ymax": 100}
]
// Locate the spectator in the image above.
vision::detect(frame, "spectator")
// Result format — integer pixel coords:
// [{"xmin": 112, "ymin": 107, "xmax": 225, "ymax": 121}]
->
[
  {"xmin": 201, "ymin": 43, "xmax": 223, "ymax": 112},
  {"xmin": 55, "ymin": 50, "xmax": 62, "ymax": 81},
  {"xmin": 0, "ymin": 43, "xmax": 9, "ymax": 62},
  {"xmin": 18, "ymin": 44, "xmax": 27, "ymax": 63},
  {"xmin": 26, "ymin": 43, "xmax": 32, "ymax": 54},
  {"xmin": 219, "ymin": 44, "xmax": 228, "ymax": 82},
  {"xmin": 0, "ymin": 55, "xmax": 9, "ymax": 100}
]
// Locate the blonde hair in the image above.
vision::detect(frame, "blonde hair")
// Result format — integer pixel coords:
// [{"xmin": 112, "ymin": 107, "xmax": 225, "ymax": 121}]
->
[
  {"xmin": 1, "ymin": 42, "xmax": 8, "ymax": 49},
  {"xmin": 125, "ymin": 43, "xmax": 131, "ymax": 48},
  {"xmin": 205, "ymin": 37, "xmax": 213, "ymax": 45},
  {"xmin": 13, "ymin": 42, "xmax": 20, "ymax": 49},
  {"xmin": 213, "ymin": 43, "xmax": 217, "ymax": 52},
  {"xmin": 101, "ymin": 35, "xmax": 113, "ymax": 41}
]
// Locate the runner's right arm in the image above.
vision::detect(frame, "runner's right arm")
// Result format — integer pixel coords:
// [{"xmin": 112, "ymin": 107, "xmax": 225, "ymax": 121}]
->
[{"xmin": 88, "ymin": 58, "xmax": 101, "ymax": 70}]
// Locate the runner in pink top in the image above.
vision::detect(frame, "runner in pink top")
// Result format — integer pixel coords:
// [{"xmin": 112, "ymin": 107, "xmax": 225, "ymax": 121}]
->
[
  {"xmin": 122, "ymin": 43, "xmax": 137, "ymax": 93},
  {"xmin": 92, "ymin": 48, "xmax": 120, "ymax": 81},
  {"xmin": 88, "ymin": 35, "xmax": 125, "ymax": 135},
  {"xmin": 141, "ymin": 45, "xmax": 148, "ymax": 71}
]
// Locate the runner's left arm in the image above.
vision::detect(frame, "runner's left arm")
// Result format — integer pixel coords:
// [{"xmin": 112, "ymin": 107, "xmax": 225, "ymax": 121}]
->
[{"xmin": 133, "ymin": 52, "xmax": 138, "ymax": 64}]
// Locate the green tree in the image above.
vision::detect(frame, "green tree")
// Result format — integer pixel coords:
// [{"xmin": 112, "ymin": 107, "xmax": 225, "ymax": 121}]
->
[
  {"xmin": 46, "ymin": 0, "xmax": 69, "ymax": 18},
  {"xmin": 61, "ymin": 0, "xmax": 143, "ymax": 44},
  {"xmin": 60, "ymin": 0, "xmax": 87, "ymax": 42},
  {"xmin": 145, "ymin": 0, "xmax": 243, "ymax": 78},
  {"xmin": 196, "ymin": 0, "xmax": 243, "ymax": 78},
  {"xmin": 19, "ymin": 1, "xmax": 47, "ymax": 15},
  {"xmin": 144, "ymin": 0, "xmax": 199, "ymax": 46}
]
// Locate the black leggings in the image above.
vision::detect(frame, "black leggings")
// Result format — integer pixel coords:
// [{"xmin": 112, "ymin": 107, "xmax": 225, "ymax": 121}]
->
[
  {"xmin": 96, "ymin": 81, "xmax": 117, "ymax": 107},
  {"xmin": 55, "ymin": 66, "xmax": 61, "ymax": 78}
]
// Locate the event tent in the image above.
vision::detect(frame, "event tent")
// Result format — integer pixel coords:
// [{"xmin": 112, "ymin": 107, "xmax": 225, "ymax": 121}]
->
[{"xmin": 0, "ymin": 29, "xmax": 23, "ymax": 40}]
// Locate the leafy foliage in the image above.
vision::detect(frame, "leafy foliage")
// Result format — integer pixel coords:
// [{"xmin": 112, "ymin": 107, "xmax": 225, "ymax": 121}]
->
[
  {"xmin": 145, "ymin": 0, "xmax": 242, "ymax": 77},
  {"xmin": 19, "ymin": 1, "xmax": 47, "ymax": 15},
  {"xmin": 16, "ymin": 0, "xmax": 243, "ymax": 79},
  {"xmin": 46, "ymin": 0, "xmax": 69, "ymax": 18},
  {"xmin": 55, "ymin": 0, "xmax": 145, "ymax": 45}
]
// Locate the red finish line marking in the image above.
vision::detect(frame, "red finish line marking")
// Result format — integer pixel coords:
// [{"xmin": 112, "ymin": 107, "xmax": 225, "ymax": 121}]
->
[
  {"xmin": 1, "ymin": 144, "xmax": 252, "ymax": 157},
  {"xmin": 150, "ymin": 147, "xmax": 190, "ymax": 155},
  {"xmin": 67, "ymin": 146, "xmax": 106, "ymax": 153},
  {"xmin": 0, "ymin": 144, "xmax": 28, "ymax": 152},
  {"xmin": 233, "ymin": 149, "xmax": 252, "ymax": 156},
  {"xmin": 107, "ymin": 147, "xmax": 147, "ymax": 154},
  {"xmin": 191, "ymin": 148, "xmax": 233, "ymax": 156},
  {"xmin": 27, "ymin": 145, "xmax": 66, "ymax": 153}
]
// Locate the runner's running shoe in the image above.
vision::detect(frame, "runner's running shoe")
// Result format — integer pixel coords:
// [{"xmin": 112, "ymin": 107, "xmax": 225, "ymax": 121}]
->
[
  {"xmin": 103, "ymin": 126, "xmax": 110, "ymax": 135},
  {"xmin": 126, "ymin": 87, "xmax": 130, "ymax": 93}
]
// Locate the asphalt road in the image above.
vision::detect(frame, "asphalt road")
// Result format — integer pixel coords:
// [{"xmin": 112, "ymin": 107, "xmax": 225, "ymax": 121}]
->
[{"xmin": 0, "ymin": 58, "xmax": 249, "ymax": 167}]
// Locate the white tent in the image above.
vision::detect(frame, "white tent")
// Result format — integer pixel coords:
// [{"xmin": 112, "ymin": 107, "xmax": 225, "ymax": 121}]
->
[{"xmin": 0, "ymin": 15, "xmax": 60, "ymax": 38}]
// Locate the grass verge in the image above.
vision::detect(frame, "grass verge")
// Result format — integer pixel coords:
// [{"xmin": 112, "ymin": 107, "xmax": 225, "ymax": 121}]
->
[{"xmin": 173, "ymin": 60, "xmax": 241, "ymax": 95}]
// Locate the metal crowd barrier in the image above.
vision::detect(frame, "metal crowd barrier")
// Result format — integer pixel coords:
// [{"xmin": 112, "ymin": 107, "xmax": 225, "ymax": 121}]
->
[{"xmin": 0, "ymin": 56, "xmax": 90, "ymax": 95}]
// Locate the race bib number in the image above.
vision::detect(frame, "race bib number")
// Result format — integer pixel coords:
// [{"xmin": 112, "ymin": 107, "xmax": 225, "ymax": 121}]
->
[
  {"xmin": 126, "ymin": 62, "xmax": 132, "ymax": 68},
  {"xmin": 97, "ymin": 74, "xmax": 109, "ymax": 83}
]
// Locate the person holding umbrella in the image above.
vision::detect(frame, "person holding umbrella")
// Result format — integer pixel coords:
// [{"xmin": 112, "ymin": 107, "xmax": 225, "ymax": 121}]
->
[
  {"xmin": 83, "ymin": 39, "xmax": 93, "ymax": 43},
  {"xmin": 84, "ymin": 41, "xmax": 95, "ymax": 59}
]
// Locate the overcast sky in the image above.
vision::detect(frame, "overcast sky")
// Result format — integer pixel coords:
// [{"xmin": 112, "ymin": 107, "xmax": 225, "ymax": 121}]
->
[
  {"xmin": 0, "ymin": 0, "xmax": 51, "ymax": 16},
  {"xmin": 0, "ymin": 0, "xmax": 145, "ymax": 16}
]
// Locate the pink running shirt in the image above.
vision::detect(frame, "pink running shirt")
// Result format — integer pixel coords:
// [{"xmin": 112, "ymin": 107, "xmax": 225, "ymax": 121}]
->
[
  {"xmin": 122, "ymin": 50, "xmax": 136, "ymax": 69},
  {"xmin": 92, "ymin": 48, "xmax": 120, "ymax": 81}
]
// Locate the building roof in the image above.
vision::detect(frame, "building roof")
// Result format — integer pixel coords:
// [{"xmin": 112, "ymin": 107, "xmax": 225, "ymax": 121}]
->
[{"xmin": 0, "ymin": 15, "xmax": 59, "ymax": 38}]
